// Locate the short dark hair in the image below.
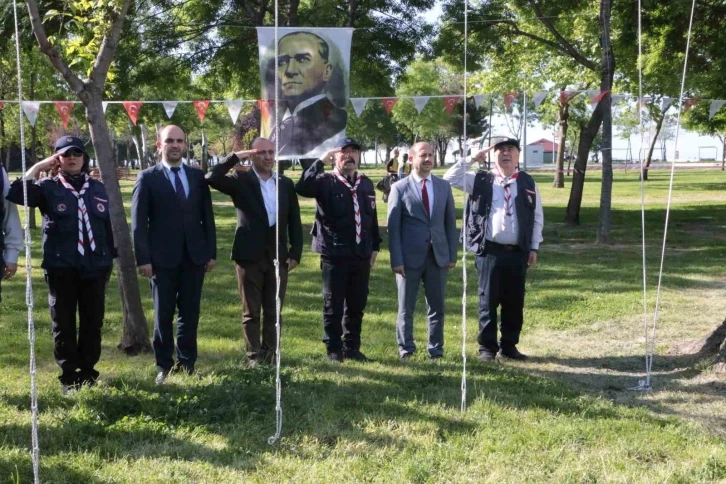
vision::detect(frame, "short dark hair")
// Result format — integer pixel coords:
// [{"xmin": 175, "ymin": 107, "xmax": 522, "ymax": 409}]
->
[{"xmin": 279, "ymin": 31, "xmax": 330, "ymax": 63}]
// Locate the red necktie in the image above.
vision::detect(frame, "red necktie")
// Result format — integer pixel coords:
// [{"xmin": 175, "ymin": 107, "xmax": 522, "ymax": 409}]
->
[{"xmin": 421, "ymin": 179, "xmax": 430, "ymax": 217}]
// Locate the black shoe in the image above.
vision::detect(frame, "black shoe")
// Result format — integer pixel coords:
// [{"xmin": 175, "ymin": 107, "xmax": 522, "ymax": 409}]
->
[
  {"xmin": 499, "ymin": 346, "xmax": 529, "ymax": 361},
  {"xmin": 171, "ymin": 364, "xmax": 195, "ymax": 376},
  {"xmin": 327, "ymin": 351, "xmax": 344, "ymax": 364},
  {"xmin": 155, "ymin": 370, "xmax": 170, "ymax": 385},
  {"xmin": 430, "ymin": 354, "xmax": 443, "ymax": 360},
  {"xmin": 344, "ymin": 350, "xmax": 369, "ymax": 362},
  {"xmin": 399, "ymin": 352, "xmax": 412, "ymax": 362},
  {"xmin": 478, "ymin": 349, "xmax": 497, "ymax": 362},
  {"xmin": 78, "ymin": 369, "xmax": 99, "ymax": 387}
]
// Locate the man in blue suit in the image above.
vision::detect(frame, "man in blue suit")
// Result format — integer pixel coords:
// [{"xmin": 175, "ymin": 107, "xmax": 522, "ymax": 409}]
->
[
  {"xmin": 132, "ymin": 125, "xmax": 216, "ymax": 384},
  {"xmin": 387, "ymin": 142, "xmax": 458, "ymax": 361}
]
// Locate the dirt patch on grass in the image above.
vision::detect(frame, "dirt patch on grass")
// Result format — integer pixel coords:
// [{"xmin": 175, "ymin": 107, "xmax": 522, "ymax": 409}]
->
[{"xmin": 519, "ymin": 285, "xmax": 726, "ymax": 437}]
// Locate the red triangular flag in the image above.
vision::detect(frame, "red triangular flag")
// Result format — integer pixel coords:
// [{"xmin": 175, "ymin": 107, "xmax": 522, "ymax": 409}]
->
[
  {"xmin": 443, "ymin": 96, "xmax": 459, "ymax": 115},
  {"xmin": 0, "ymin": 102, "xmax": 4, "ymax": 110},
  {"xmin": 684, "ymin": 98, "xmax": 700, "ymax": 112},
  {"xmin": 54, "ymin": 102, "xmax": 74, "ymax": 128},
  {"xmin": 381, "ymin": 98, "xmax": 399, "ymax": 115},
  {"xmin": 590, "ymin": 90, "xmax": 610, "ymax": 106},
  {"xmin": 257, "ymin": 99, "xmax": 275, "ymax": 119},
  {"xmin": 504, "ymin": 92, "xmax": 519, "ymax": 110},
  {"xmin": 193, "ymin": 100, "xmax": 210, "ymax": 122},
  {"xmin": 559, "ymin": 90, "xmax": 575, "ymax": 105},
  {"xmin": 123, "ymin": 102, "xmax": 143, "ymax": 126}
]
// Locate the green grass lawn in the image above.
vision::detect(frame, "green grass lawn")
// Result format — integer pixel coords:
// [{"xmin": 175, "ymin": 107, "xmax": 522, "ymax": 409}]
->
[{"xmin": 1, "ymin": 166, "xmax": 725, "ymax": 483}]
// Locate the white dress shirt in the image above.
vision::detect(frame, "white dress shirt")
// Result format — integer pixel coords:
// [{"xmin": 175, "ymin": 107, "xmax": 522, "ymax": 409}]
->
[
  {"xmin": 410, "ymin": 171, "xmax": 434, "ymax": 216},
  {"xmin": 161, "ymin": 160, "xmax": 189, "ymax": 197},
  {"xmin": 2, "ymin": 167, "xmax": 22, "ymax": 264},
  {"xmin": 443, "ymin": 157, "xmax": 544, "ymax": 250},
  {"xmin": 254, "ymin": 168, "xmax": 277, "ymax": 227}
]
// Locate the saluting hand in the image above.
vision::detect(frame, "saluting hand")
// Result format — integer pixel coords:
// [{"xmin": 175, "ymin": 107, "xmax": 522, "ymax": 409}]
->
[
  {"xmin": 321, "ymin": 148, "xmax": 341, "ymax": 165},
  {"xmin": 472, "ymin": 144, "xmax": 496, "ymax": 163},
  {"xmin": 233, "ymin": 149, "xmax": 258, "ymax": 161}
]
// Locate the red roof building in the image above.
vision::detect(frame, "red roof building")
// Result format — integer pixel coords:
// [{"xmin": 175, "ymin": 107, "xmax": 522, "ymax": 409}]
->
[{"xmin": 528, "ymin": 138, "xmax": 560, "ymax": 152}]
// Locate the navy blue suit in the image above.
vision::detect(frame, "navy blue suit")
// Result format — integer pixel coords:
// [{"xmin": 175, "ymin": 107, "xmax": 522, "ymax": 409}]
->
[{"xmin": 131, "ymin": 163, "xmax": 216, "ymax": 372}]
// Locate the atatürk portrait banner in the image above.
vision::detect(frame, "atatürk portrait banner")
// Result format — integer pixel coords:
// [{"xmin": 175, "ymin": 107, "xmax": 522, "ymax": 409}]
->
[{"xmin": 257, "ymin": 27, "xmax": 353, "ymax": 159}]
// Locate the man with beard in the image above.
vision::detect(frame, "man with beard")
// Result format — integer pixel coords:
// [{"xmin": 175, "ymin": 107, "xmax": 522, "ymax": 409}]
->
[
  {"xmin": 132, "ymin": 125, "xmax": 216, "ymax": 383},
  {"xmin": 206, "ymin": 138, "xmax": 303, "ymax": 366},
  {"xmin": 295, "ymin": 137, "xmax": 381, "ymax": 363},
  {"xmin": 7, "ymin": 136, "xmax": 116, "ymax": 392},
  {"xmin": 443, "ymin": 138, "xmax": 543, "ymax": 362},
  {"xmin": 270, "ymin": 31, "xmax": 347, "ymax": 157},
  {"xmin": 388, "ymin": 142, "xmax": 458, "ymax": 361}
]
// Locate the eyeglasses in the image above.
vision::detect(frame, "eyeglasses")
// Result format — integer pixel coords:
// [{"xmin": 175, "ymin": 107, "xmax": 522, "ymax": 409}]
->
[{"xmin": 61, "ymin": 149, "xmax": 84, "ymax": 158}]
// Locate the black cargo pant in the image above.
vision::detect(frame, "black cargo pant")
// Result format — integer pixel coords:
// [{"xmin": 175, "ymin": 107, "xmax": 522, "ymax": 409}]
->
[
  {"xmin": 320, "ymin": 256, "xmax": 371, "ymax": 353},
  {"xmin": 475, "ymin": 242, "xmax": 528, "ymax": 353},
  {"xmin": 45, "ymin": 267, "xmax": 110, "ymax": 385}
]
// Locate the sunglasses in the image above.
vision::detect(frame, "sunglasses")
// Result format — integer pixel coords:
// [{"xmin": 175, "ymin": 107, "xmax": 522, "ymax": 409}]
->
[{"xmin": 60, "ymin": 149, "xmax": 84, "ymax": 158}]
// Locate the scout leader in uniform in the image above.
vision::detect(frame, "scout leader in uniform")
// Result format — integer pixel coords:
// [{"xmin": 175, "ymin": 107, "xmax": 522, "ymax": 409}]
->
[
  {"xmin": 295, "ymin": 137, "xmax": 381, "ymax": 363},
  {"xmin": 7, "ymin": 136, "xmax": 116, "ymax": 393}
]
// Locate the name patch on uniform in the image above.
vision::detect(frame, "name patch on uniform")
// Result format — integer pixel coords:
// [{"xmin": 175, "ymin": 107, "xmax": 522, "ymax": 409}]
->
[
  {"xmin": 525, "ymin": 189, "xmax": 536, "ymax": 195},
  {"xmin": 94, "ymin": 196, "xmax": 108, "ymax": 202},
  {"xmin": 97, "ymin": 203, "xmax": 106, "ymax": 213},
  {"xmin": 56, "ymin": 203, "xmax": 66, "ymax": 212}
]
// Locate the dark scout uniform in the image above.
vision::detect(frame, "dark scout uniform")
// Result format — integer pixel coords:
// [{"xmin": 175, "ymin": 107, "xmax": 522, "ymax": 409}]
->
[
  {"xmin": 7, "ymin": 137, "xmax": 116, "ymax": 390},
  {"xmin": 295, "ymin": 150, "xmax": 381, "ymax": 361}
]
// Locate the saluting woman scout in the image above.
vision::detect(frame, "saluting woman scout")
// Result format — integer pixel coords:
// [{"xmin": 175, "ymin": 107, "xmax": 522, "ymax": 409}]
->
[{"xmin": 7, "ymin": 136, "xmax": 116, "ymax": 393}]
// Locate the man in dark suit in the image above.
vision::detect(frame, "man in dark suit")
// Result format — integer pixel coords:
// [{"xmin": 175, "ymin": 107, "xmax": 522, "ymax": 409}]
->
[
  {"xmin": 206, "ymin": 138, "xmax": 303, "ymax": 366},
  {"xmin": 387, "ymin": 142, "xmax": 458, "ymax": 361},
  {"xmin": 270, "ymin": 31, "xmax": 347, "ymax": 157},
  {"xmin": 131, "ymin": 125, "xmax": 216, "ymax": 383}
]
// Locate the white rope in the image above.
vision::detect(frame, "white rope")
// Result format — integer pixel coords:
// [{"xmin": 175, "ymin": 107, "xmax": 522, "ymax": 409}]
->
[
  {"xmin": 12, "ymin": 0, "xmax": 41, "ymax": 479},
  {"xmin": 267, "ymin": 0, "xmax": 283, "ymax": 446},
  {"xmin": 460, "ymin": 0, "xmax": 469, "ymax": 413},
  {"xmin": 636, "ymin": 0, "xmax": 697, "ymax": 391},
  {"xmin": 631, "ymin": 0, "xmax": 652, "ymax": 393}
]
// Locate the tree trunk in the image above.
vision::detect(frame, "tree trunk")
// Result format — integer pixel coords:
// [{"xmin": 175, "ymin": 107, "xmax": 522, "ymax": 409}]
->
[
  {"xmin": 720, "ymin": 134, "xmax": 724, "ymax": 170},
  {"xmin": 642, "ymin": 113, "xmax": 665, "ymax": 181},
  {"xmin": 84, "ymin": 94, "xmax": 151, "ymax": 354},
  {"xmin": 201, "ymin": 131, "xmax": 209, "ymax": 173},
  {"xmin": 596, "ymin": 0, "xmax": 615, "ymax": 244},
  {"xmin": 139, "ymin": 124, "xmax": 149, "ymax": 169},
  {"xmin": 565, "ymin": 104, "xmax": 604, "ymax": 224},
  {"xmin": 553, "ymin": 103, "xmax": 569, "ymax": 188}
]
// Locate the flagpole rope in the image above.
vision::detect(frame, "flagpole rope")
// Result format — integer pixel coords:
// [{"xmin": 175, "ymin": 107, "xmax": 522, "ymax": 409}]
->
[
  {"xmin": 460, "ymin": 0, "xmax": 469, "ymax": 413},
  {"xmin": 644, "ymin": 0, "xmax": 697, "ymax": 389},
  {"xmin": 12, "ymin": 0, "xmax": 41, "ymax": 480},
  {"xmin": 267, "ymin": 0, "xmax": 283, "ymax": 446},
  {"xmin": 631, "ymin": 0, "xmax": 652, "ymax": 393}
]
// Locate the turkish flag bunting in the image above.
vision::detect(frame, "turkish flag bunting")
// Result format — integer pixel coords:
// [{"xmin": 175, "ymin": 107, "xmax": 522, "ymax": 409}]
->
[
  {"xmin": 193, "ymin": 100, "xmax": 210, "ymax": 122},
  {"xmin": 381, "ymin": 98, "xmax": 399, "ymax": 115},
  {"xmin": 560, "ymin": 91, "xmax": 576, "ymax": 105},
  {"xmin": 684, "ymin": 98, "xmax": 700, "ymax": 112},
  {"xmin": 55, "ymin": 102, "xmax": 74, "ymax": 128},
  {"xmin": 123, "ymin": 102, "xmax": 143, "ymax": 126},
  {"xmin": 590, "ymin": 90, "xmax": 610, "ymax": 106},
  {"xmin": 504, "ymin": 92, "xmax": 519, "ymax": 110},
  {"xmin": 0, "ymin": 102, "xmax": 4, "ymax": 110},
  {"xmin": 443, "ymin": 96, "xmax": 459, "ymax": 115},
  {"xmin": 257, "ymin": 99, "xmax": 275, "ymax": 119}
]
